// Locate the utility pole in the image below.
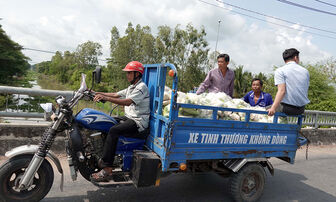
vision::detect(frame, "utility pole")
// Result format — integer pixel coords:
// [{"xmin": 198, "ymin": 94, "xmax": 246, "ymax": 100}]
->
[{"xmin": 214, "ymin": 20, "xmax": 221, "ymax": 67}]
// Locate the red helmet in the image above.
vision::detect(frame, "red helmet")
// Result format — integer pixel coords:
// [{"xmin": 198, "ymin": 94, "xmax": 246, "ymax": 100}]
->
[{"xmin": 123, "ymin": 61, "xmax": 144, "ymax": 74}]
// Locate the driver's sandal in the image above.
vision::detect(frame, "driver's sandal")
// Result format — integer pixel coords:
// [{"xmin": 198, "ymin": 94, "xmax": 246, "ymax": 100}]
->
[{"xmin": 90, "ymin": 169, "xmax": 113, "ymax": 182}]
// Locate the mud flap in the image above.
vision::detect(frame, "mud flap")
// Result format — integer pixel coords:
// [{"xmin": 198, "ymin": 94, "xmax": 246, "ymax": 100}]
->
[{"xmin": 131, "ymin": 150, "xmax": 162, "ymax": 187}]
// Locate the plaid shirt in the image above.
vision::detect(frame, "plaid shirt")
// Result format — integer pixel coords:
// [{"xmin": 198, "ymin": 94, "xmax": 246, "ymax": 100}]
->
[
  {"xmin": 117, "ymin": 80, "xmax": 150, "ymax": 132},
  {"xmin": 196, "ymin": 68, "xmax": 235, "ymax": 97}
]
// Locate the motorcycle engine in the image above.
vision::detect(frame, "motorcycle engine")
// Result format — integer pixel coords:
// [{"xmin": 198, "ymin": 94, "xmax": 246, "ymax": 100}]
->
[
  {"xmin": 89, "ymin": 132, "xmax": 105, "ymax": 157},
  {"xmin": 88, "ymin": 131, "xmax": 122, "ymax": 167}
]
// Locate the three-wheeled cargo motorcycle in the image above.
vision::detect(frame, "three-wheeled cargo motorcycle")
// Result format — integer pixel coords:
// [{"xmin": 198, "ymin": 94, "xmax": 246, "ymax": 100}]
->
[{"xmin": 0, "ymin": 63, "xmax": 307, "ymax": 202}]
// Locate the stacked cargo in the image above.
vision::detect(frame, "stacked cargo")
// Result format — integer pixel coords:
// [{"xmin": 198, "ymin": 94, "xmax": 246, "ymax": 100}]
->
[{"xmin": 162, "ymin": 87, "xmax": 276, "ymax": 123}]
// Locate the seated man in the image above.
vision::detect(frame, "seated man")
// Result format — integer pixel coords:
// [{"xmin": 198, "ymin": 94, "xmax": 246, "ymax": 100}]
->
[
  {"xmin": 91, "ymin": 61, "xmax": 150, "ymax": 182},
  {"xmin": 267, "ymin": 48, "xmax": 310, "ymax": 116},
  {"xmin": 243, "ymin": 78, "xmax": 273, "ymax": 107}
]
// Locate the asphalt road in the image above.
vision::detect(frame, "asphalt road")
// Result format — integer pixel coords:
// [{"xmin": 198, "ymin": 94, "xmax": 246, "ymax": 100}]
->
[{"xmin": 1, "ymin": 145, "xmax": 336, "ymax": 202}]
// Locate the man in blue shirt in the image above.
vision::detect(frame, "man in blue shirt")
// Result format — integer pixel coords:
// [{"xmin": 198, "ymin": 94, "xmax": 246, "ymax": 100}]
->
[
  {"xmin": 243, "ymin": 78, "xmax": 273, "ymax": 107},
  {"xmin": 267, "ymin": 48, "xmax": 310, "ymax": 116}
]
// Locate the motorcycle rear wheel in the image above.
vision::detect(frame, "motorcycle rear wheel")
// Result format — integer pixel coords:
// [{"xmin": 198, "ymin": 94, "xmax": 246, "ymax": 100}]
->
[{"xmin": 0, "ymin": 155, "xmax": 54, "ymax": 202}]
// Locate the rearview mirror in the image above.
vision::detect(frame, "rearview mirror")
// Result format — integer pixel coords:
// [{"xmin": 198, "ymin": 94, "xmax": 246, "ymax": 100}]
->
[{"xmin": 93, "ymin": 66, "xmax": 101, "ymax": 84}]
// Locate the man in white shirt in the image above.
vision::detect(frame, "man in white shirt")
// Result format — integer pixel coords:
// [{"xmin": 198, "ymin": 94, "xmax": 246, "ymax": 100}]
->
[
  {"xmin": 267, "ymin": 48, "xmax": 310, "ymax": 116},
  {"xmin": 91, "ymin": 61, "xmax": 150, "ymax": 182}
]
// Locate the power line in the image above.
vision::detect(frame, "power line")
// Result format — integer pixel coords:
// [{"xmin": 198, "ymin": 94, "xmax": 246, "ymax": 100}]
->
[
  {"xmin": 23, "ymin": 47, "xmax": 108, "ymax": 62},
  {"xmin": 215, "ymin": 0, "xmax": 336, "ymax": 35},
  {"xmin": 315, "ymin": 0, "xmax": 336, "ymax": 8},
  {"xmin": 197, "ymin": 0, "xmax": 336, "ymax": 40},
  {"xmin": 23, "ymin": 48, "xmax": 56, "ymax": 54},
  {"xmin": 276, "ymin": 0, "xmax": 336, "ymax": 16}
]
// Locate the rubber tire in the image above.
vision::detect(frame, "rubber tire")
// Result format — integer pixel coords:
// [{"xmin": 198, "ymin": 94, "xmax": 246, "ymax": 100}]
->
[
  {"xmin": 229, "ymin": 163, "xmax": 266, "ymax": 202},
  {"xmin": 0, "ymin": 155, "xmax": 54, "ymax": 202}
]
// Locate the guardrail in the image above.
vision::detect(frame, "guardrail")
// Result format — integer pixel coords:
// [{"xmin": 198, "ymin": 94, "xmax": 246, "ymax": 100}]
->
[
  {"xmin": 1, "ymin": 86, "xmax": 336, "ymax": 128},
  {"xmin": 0, "ymin": 85, "xmax": 74, "ymax": 119},
  {"xmin": 0, "ymin": 86, "xmax": 120, "ymax": 120},
  {"xmin": 291, "ymin": 110, "xmax": 336, "ymax": 128}
]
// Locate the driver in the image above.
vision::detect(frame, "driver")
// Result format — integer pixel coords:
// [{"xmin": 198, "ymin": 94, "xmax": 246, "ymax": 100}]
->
[{"xmin": 91, "ymin": 61, "xmax": 150, "ymax": 182}]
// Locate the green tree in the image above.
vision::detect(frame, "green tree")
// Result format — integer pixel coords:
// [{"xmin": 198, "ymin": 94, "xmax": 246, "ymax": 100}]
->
[
  {"xmin": 156, "ymin": 23, "xmax": 209, "ymax": 91},
  {"xmin": 0, "ymin": 24, "xmax": 30, "ymax": 85},
  {"xmin": 35, "ymin": 41, "xmax": 103, "ymax": 88},
  {"xmin": 110, "ymin": 26, "xmax": 120, "ymax": 57},
  {"xmin": 0, "ymin": 24, "xmax": 31, "ymax": 108},
  {"xmin": 36, "ymin": 61, "xmax": 51, "ymax": 74},
  {"xmin": 305, "ymin": 64, "xmax": 336, "ymax": 111},
  {"xmin": 76, "ymin": 41, "xmax": 102, "ymax": 70},
  {"xmin": 106, "ymin": 23, "xmax": 209, "ymax": 92},
  {"xmin": 107, "ymin": 23, "xmax": 158, "ymax": 91},
  {"xmin": 233, "ymin": 65, "xmax": 253, "ymax": 98},
  {"xmin": 262, "ymin": 75, "xmax": 277, "ymax": 99},
  {"xmin": 207, "ymin": 50, "xmax": 220, "ymax": 73},
  {"xmin": 48, "ymin": 51, "xmax": 62, "ymax": 74},
  {"xmin": 319, "ymin": 58, "xmax": 336, "ymax": 83}
]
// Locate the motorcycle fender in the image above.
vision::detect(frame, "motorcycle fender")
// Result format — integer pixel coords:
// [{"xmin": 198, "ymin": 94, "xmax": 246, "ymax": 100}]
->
[
  {"xmin": 5, "ymin": 145, "xmax": 64, "ymax": 191},
  {"xmin": 5, "ymin": 145, "xmax": 63, "ymax": 174}
]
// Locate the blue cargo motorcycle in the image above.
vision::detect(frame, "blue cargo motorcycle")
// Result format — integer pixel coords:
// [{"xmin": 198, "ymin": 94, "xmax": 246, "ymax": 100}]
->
[
  {"xmin": 0, "ymin": 68, "xmax": 153, "ymax": 202},
  {"xmin": 0, "ymin": 63, "xmax": 308, "ymax": 202}
]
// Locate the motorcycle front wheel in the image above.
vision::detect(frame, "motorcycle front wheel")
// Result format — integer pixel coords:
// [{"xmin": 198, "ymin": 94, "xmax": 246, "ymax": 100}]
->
[{"xmin": 0, "ymin": 154, "xmax": 54, "ymax": 202}]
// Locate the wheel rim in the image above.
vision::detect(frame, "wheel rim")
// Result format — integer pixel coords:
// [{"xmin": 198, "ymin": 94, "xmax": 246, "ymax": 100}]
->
[
  {"xmin": 5, "ymin": 165, "xmax": 42, "ymax": 196},
  {"xmin": 241, "ymin": 172, "xmax": 261, "ymax": 198}
]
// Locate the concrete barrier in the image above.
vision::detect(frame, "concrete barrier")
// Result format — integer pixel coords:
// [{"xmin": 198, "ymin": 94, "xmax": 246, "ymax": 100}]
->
[
  {"xmin": 0, "ymin": 124, "xmax": 335, "ymax": 155},
  {"xmin": 0, "ymin": 123, "xmax": 65, "ymax": 155},
  {"xmin": 301, "ymin": 128, "xmax": 336, "ymax": 146}
]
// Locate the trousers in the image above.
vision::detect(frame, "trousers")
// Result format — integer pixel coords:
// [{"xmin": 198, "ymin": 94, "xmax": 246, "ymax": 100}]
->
[
  {"xmin": 101, "ymin": 116, "xmax": 146, "ymax": 167},
  {"xmin": 279, "ymin": 103, "xmax": 305, "ymax": 115}
]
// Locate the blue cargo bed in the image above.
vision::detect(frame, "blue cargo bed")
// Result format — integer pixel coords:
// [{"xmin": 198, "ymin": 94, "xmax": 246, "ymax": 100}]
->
[{"xmin": 142, "ymin": 63, "xmax": 306, "ymax": 171}]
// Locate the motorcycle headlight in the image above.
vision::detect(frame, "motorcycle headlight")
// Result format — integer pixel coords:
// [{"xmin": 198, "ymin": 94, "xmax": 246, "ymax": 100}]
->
[
  {"xmin": 40, "ymin": 103, "xmax": 53, "ymax": 113},
  {"xmin": 40, "ymin": 103, "xmax": 57, "ymax": 121}
]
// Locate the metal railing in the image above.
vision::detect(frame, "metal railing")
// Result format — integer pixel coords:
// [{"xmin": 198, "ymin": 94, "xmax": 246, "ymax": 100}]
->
[
  {"xmin": 0, "ymin": 85, "xmax": 74, "ymax": 119},
  {"xmin": 0, "ymin": 86, "xmax": 120, "ymax": 120},
  {"xmin": 1, "ymin": 86, "xmax": 336, "ymax": 128},
  {"xmin": 288, "ymin": 110, "xmax": 336, "ymax": 128}
]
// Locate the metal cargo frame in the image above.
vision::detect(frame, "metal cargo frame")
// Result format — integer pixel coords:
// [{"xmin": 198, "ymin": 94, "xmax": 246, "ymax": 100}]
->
[{"xmin": 143, "ymin": 63, "xmax": 305, "ymax": 172}]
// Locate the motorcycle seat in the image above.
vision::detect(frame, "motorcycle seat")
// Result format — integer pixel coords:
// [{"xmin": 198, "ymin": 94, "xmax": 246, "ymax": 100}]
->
[{"xmin": 117, "ymin": 128, "xmax": 149, "ymax": 150}]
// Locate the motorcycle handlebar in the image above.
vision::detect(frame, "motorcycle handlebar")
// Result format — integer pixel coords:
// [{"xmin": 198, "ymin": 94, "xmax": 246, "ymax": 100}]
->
[{"xmin": 85, "ymin": 91, "xmax": 106, "ymax": 103}]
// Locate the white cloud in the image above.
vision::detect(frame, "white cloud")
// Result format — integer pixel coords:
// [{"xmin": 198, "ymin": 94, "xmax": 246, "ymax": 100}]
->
[
  {"xmin": 216, "ymin": 18, "xmax": 331, "ymax": 74},
  {"xmin": 39, "ymin": 17, "xmax": 48, "ymax": 26},
  {"xmin": 0, "ymin": 0, "xmax": 332, "ymax": 72},
  {"xmin": 62, "ymin": 15, "xmax": 76, "ymax": 23}
]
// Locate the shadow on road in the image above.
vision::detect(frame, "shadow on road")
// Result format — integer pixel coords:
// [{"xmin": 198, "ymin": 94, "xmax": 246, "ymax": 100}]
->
[{"xmin": 42, "ymin": 169, "xmax": 336, "ymax": 202}]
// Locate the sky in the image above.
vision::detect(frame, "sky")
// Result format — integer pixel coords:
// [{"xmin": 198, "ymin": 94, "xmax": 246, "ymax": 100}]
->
[{"xmin": 0, "ymin": 0, "xmax": 335, "ymax": 74}]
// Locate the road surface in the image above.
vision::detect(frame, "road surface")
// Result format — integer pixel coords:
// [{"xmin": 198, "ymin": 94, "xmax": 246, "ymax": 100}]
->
[{"xmin": 1, "ymin": 145, "xmax": 335, "ymax": 202}]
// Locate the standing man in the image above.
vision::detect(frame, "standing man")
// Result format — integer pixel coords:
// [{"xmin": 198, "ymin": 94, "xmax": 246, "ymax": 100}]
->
[
  {"xmin": 196, "ymin": 53, "xmax": 235, "ymax": 97},
  {"xmin": 91, "ymin": 61, "xmax": 150, "ymax": 182},
  {"xmin": 267, "ymin": 48, "xmax": 310, "ymax": 116}
]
